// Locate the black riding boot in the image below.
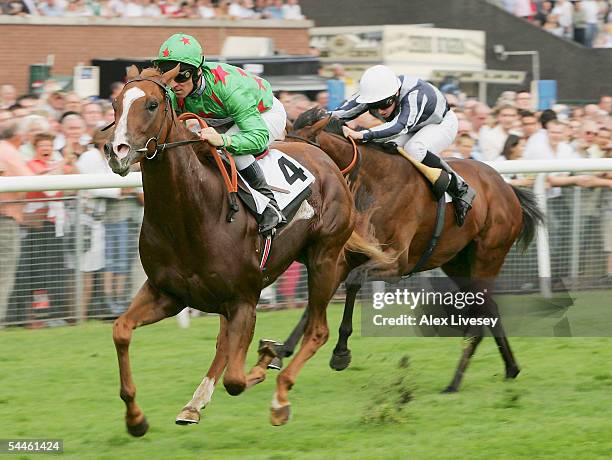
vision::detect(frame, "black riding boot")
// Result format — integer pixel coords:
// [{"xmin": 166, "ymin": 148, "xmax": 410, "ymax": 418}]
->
[
  {"xmin": 240, "ymin": 161, "xmax": 286, "ymax": 236},
  {"xmin": 421, "ymin": 152, "xmax": 476, "ymax": 227}
]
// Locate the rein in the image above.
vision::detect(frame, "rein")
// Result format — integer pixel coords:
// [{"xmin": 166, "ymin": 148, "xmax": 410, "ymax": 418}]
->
[
  {"xmin": 286, "ymin": 129, "xmax": 359, "ymax": 176},
  {"xmin": 108, "ymin": 75, "xmax": 239, "ymax": 222}
]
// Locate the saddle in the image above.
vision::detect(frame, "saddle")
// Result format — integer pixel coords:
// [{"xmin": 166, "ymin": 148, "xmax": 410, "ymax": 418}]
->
[{"xmin": 219, "ymin": 150, "xmax": 314, "ymax": 231}]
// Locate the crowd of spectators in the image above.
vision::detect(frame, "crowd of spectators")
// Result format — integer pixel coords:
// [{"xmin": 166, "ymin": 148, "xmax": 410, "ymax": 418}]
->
[
  {"xmin": 0, "ymin": 0, "xmax": 305, "ymax": 20},
  {"xmin": 491, "ymin": 0, "xmax": 612, "ymax": 47},
  {"xmin": 1, "ymin": 74, "xmax": 611, "ymax": 328}
]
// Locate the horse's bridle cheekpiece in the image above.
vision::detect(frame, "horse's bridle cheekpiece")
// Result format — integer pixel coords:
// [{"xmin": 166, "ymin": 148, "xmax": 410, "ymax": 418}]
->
[{"xmin": 102, "ymin": 76, "xmax": 203, "ymax": 160}]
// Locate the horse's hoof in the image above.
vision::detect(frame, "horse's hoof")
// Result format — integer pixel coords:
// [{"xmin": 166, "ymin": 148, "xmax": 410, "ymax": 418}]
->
[
  {"xmin": 506, "ymin": 366, "xmax": 521, "ymax": 379},
  {"xmin": 329, "ymin": 351, "xmax": 351, "ymax": 371},
  {"xmin": 126, "ymin": 416, "xmax": 149, "ymax": 437},
  {"xmin": 270, "ymin": 404, "xmax": 291, "ymax": 426},
  {"xmin": 175, "ymin": 406, "xmax": 200, "ymax": 425},
  {"xmin": 441, "ymin": 386, "xmax": 458, "ymax": 394},
  {"xmin": 268, "ymin": 356, "xmax": 283, "ymax": 370}
]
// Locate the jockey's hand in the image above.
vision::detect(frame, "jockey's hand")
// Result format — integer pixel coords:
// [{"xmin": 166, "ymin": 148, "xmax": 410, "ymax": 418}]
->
[
  {"xmin": 200, "ymin": 127, "xmax": 225, "ymax": 147},
  {"xmin": 342, "ymin": 126, "xmax": 364, "ymax": 140}
]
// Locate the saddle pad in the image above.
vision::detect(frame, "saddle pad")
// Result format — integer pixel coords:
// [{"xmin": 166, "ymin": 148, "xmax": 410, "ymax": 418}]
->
[{"xmin": 241, "ymin": 149, "xmax": 316, "ymax": 214}]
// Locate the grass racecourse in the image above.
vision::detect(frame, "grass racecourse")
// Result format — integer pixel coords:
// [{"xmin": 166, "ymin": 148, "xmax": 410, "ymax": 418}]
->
[{"xmin": 2, "ymin": 299, "xmax": 612, "ymax": 460}]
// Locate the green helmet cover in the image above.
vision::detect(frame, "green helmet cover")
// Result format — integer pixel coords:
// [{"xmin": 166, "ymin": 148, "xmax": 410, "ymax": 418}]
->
[{"xmin": 155, "ymin": 33, "xmax": 204, "ymax": 69}]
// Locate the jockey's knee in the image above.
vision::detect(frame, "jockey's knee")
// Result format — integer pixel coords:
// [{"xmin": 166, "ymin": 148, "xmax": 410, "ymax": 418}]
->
[
  {"xmin": 234, "ymin": 154, "xmax": 256, "ymax": 170},
  {"xmin": 403, "ymin": 140, "xmax": 428, "ymax": 162}
]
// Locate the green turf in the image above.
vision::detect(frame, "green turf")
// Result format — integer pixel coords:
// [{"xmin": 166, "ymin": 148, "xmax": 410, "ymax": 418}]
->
[{"xmin": 1, "ymin": 303, "xmax": 612, "ymax": 460}]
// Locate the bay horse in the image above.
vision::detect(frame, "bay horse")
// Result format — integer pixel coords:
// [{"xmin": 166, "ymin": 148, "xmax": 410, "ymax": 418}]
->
[
  {"xmin": 256, "ymin": 107, "xmax": 544, "ymax": 393},
  {"xmin": 106, "ymin": 66, "xmax": 387, "ymax": 435}
]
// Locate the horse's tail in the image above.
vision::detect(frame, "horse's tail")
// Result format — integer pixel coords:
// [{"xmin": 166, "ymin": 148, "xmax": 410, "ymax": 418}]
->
[
  {"xmin": 511, "ymin": 185, "xmax": 545, "ymax": 252},
  {"xmin": 344, "ymin": 230, "xmax": 395, "ymax": 266}
]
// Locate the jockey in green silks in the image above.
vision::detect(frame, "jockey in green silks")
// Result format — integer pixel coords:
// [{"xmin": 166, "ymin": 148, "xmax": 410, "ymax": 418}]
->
[{"xmin": 153, "ymin": 33, "xmax": 287, "ymax": 236}]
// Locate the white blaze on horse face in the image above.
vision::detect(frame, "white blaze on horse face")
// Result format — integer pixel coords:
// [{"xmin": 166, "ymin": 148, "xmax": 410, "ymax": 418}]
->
[{"xmin": 113, "ymin": 86, "xmax": 146, "ymax": 160}]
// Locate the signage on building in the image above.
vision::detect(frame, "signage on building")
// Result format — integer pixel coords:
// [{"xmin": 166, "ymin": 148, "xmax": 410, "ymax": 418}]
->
[
  {"xmin": 431, "ymin": 69, "xmax": 526, "ymax": 84},
  {"xmin": 311, "ymin": 25, "xmax": 486, "ymax": 80}
]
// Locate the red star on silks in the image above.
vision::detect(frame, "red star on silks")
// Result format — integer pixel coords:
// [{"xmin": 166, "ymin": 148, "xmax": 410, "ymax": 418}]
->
[
  {"xmin": 237, "ymin": 67, "xmax": 248, "ymax": 77},
  {"xmin": 211, "ymin": 65, "xmax": 230, "ymax": 85},
  {"xmin": 162, "ymin": 47, "xmax": 170, "ymax": 57},
  {"xmin": 257, "ymin": 100, "xmax": 266, "ymax": 113},
  {"xmin": 181, "ymin": 37, "xmax": 191, "ymax": 45},
  {"xmin": 210, "ymin": 90, "xmax": 224, "ymax": 108},
  {"xmin": 253, "ymin": 76, "xmax": 266, "ymax": 91},
  {"xmin": 198, "ymin": 110, "xmax": 217, "ymax": 118}
]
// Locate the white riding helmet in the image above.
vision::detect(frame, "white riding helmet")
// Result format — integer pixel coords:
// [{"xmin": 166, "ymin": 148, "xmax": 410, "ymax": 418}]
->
[{"xmin": 356, "ymin": 65, "xmax": 401, "ymax": 104}]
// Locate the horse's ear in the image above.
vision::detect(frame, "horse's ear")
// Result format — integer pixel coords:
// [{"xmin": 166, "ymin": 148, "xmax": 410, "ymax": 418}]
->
[
  {"xmin": 161, "ymin": 64, "xmax": 181, "ymax": 86},
  {"xmin": 310, "ymin": 115, "xmax": 332, "ymax": 135},
  {"xmin": 126, "ymin": 65, "xmax": 140, "ymax": 80},
  {"xmin": 285, "ymin": 119, "xmax": 294, "ymax": 133}
]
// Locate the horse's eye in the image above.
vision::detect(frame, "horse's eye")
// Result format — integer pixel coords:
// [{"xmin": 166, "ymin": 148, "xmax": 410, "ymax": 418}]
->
[{"xmin": 147, "ymin": 102, "xmax": 159, "ymax": 111}]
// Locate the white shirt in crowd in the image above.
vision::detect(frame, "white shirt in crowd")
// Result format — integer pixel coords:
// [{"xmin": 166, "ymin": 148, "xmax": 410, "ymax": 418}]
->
[
  {"xmin": 282, "ymin": 2, "xmax": 303, "ymax": 19},
  {"xmin": 582, "ymin": 0, "xmax": 600, "ymax": 24},
  {"xmin": 552, "ymin": 0, "xmax": 573, "ymax": 30},
  {"xmin": 122, "ymin": 0, "xmax": 144, "ymax": 17},
  {"xmin": 478, "ymin": 124, "xmax": 509, "ymax": 161},
  {"xmin": 523, "ymin": 130, "xmax": 580, "ymax": 198}
]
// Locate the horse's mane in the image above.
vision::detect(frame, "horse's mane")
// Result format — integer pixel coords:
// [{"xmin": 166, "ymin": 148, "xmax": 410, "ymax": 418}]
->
[
  {"xmin": 293, "ymin": 107, "xmax": 345, "ymax": 137},
  {"xmin": 293, "ymin": 107, "xmax": 397, "ymax": 154}
]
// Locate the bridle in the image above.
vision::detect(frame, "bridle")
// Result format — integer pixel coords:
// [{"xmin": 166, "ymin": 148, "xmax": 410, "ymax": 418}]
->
[
  {"xmin": 102, "ymin": 74, "xmax": 240, "ymax": 221},
  {"xmin": 101, "ymin": 76, "xmax": 203, "ymax": 160},
  {"xmin": 286, "ymin": 117, "xmax": 360, "ymax": 175}
]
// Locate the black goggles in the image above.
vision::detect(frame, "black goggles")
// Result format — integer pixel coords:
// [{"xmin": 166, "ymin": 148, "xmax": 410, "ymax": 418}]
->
[
  {"xmin": 157, "ymin": 64, "xmax": 195, "ymax": 83},
  {"xmin": 367, "ymin": 96, "xmax": 396, "ymax": 110},
  {"xmin": 173, "ymin": 69, "xmax": 194, "ymax": 84}
]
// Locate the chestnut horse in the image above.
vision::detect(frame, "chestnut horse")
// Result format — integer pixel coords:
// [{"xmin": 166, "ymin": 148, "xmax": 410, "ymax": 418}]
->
[
  {"xmin": 258, "ymin": 107, "xmax": 544, "ymax": 393},
  {"xmin": 106, "ymin": 67, "xmax": 387, "ymax": 435}
]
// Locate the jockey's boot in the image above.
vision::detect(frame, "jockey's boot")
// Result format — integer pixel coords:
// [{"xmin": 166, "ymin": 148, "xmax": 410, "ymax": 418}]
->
[
  {"xmin": 240, "ymin": 161, "xmax": 286, "ymax": 236},
  {"xmin": 422, "ymin": 152, "xmax": 476, "ymax": 227}
]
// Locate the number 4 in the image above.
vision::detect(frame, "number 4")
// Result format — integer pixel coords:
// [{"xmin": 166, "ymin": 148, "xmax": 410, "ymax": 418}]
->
[{"xmin": 278, "ymin": 157, "xmax": 307, "ymax": 185}]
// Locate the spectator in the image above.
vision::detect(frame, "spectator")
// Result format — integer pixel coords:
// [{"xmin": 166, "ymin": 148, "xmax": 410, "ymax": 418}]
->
[
  {"xmin": 19, "ymin": 114, "xmax": 52, "ymax": 161},
  {"xmin": 282, "ymin": 0, "xmax": 303, "ymax": 19},
  {"xmin": 587, "ymin": 126, "xmax": 610, "ymax": 158},
  {"xmin": 454, "ymin": 133, "xmax": 478, "ymax": 160},
  {"xmin": 479, "ymin": 103, "xmax": 518, "ymax": 161},
  {"xmin": 42, "ymin": 91, "xmax": 66, "ymax": 120},
  {"xmin": 63, "ymin": 0, "xmax": 93, "ymax": 16},
  {"xmin": 582, "ymin": 0, "xmax": 600, "ymax": 47},
  {"xmin": 552, "ymin": 0, "xmax": 574, "ymax": 37},
  {"xmin": 263, "ymin": 0, "xmax": 283, "ymax": 19},
  {"xmin": 515, "ymin": 90, "xmax": 533, "ymax": 111},
  {"xmin": 74, "ymin": 130, "xmax": 118, "ymax": 316},
  {"xmin": 23, "ymin": 132, "xmax": 69, "ymax": 324},
  {"xmin": 142, "ymin": 0, "xmax": 162, "ymax": 16},
  {"xmin": 498, "ymin": 133, "xmax": 534, "ymax": 186},
  {"xmin": 599, "ymin": 95, "xmax": 612, "ymax": 115},
  {"xmin": 0, "ymin": 120, "xmax": 33, "ymax": 327},
  {"xmin": 573, "ymin": 0, "xmax": 588, "ymax": 46},
  {"xmin": 519, "ymin": 109, "xmax": 540, "ymax": 139},
  {"xmin": 197, "ymin": 0, "xmax": 215, "ymax": 18},
  {"xmin": 534, "ymin": 0, "xmax": 554, "ymax": 25},
  {"xmin": 314, "ymin": 90, "xmax": 329, "ymax": 109},
  {"xmin": 38, "ymin": 0, "xmax": 65, "ymax": 15},
  {"xmin": 122, "ymin": 0, "xmax": 145, "ymax": 17},
  {"xmin": 64, "ymin": 92, "xmax": 83, "ymax": 113},
  {"xmin": 56, "ymin": 113, "xmax": 88, "ymax": 164},
  {"xmin": 81, "ymin": 101, "xmax": 105, "ymax": 137},
  {"xmin": 515, "ymin": 0, "xmax": 535, "ymax": 20},
  {"xmin": 252, "ymin": 0, "xmax": 265, "ymax": 17},
  {"xmin": 103, "ymin": 185, "xmax": 132, "ymax": 316}
]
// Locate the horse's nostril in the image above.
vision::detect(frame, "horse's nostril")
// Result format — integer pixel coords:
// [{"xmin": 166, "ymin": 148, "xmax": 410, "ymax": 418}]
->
[{"xmin": 118, "ymin": 144, "xmax": 130, "ymax": 156}]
